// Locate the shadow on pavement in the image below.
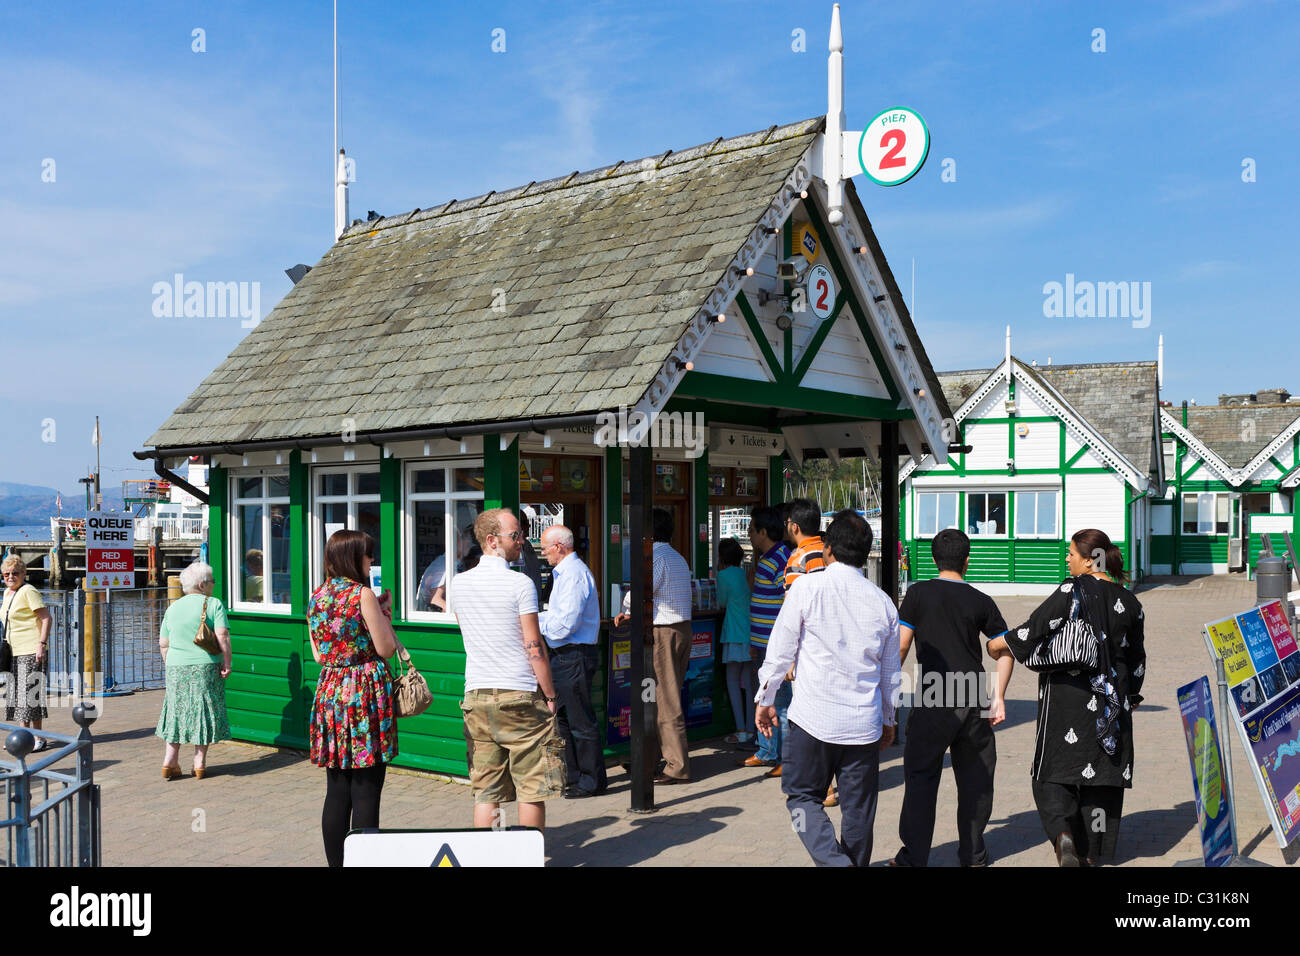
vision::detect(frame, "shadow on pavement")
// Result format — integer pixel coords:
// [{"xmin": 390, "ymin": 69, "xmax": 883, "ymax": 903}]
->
[
  {"xmin": 204, "ymin": 750, "xmax": 305, "ymax": 778},
  {"xmin": 1113, "ymin": 800, "xmax": 1195, "ymax": 863},
  {"xmin": 548, "ymin": 806, "xmax": 744, "ymax": 866}
]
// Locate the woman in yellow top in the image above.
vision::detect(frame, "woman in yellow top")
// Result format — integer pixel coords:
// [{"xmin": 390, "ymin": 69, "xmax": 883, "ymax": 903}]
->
[{"xmin": 1, "ymin": 555, "xmax": 53, "ymax": 746}]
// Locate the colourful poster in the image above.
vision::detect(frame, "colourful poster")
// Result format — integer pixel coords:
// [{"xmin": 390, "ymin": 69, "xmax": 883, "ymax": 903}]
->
[
  {"xmin": 684, "ymin": 617, "xmax": 715, "ymax": 728},
  {"xmin": 1237, "ymin": 608, "xmax": 1281, "ymax": 673},
  {"xmin": 1177, "ymin": 677, "xmax": 1234, "ymax": 867},
  {"xmin": 1241, "ymin": 683, "xmax": 1300, "ymax": 845},
  {"xmin": 1260, "ymin": 601, "xmax": 1297, "ymax": 658},
  {"xmin": 1205, "ymin": 617, "xmax": 1257, "ymax": 688}
]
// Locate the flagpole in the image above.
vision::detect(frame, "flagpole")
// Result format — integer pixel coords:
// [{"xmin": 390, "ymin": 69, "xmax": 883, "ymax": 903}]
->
[{"xmin": 94, "ymin": 415, "xmax": 101, "ymax": 512}]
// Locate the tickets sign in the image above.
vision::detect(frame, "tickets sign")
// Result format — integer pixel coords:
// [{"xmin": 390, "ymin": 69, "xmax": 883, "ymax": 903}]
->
[{"xmin": 86, "ymin": 514, "xmax": 135, "ymax": 590}]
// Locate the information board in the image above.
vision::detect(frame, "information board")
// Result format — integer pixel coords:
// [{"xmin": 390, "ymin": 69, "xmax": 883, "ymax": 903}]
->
[
  {"xmin": 343, "ymin": 828, "xmax": 544, "ymax": 866},
  {"xmin": 85, "ymin": 514, "xmax": 136, "ymax": 590},
  {"xmin": 1177, "ymin": 676, "xmax": 1234, "ymax": 866},
  {"xmin": 1203, "ymin": 600, "xmax": 1300, "ymax": 846}
]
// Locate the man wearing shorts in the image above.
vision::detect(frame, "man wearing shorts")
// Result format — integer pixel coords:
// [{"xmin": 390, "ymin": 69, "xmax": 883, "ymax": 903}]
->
[{"xmin": 452, "ymin": 508, "xmax": 566, "ymax": 829}]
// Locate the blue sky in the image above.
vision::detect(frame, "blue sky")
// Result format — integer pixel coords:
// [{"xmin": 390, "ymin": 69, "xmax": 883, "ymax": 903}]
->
[{"xmin": 2, "ymin": 0, "xmax": 1297, "ymax": 491}]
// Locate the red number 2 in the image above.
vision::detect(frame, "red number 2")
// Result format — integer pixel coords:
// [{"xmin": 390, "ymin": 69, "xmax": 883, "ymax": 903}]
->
[
  {"xmin": 879, "ymin": 129, "xmax": 906, "ymax": 169},
  {"xmin": 815, "ymin": 279, "xmax": 830, "ymax": 311}
]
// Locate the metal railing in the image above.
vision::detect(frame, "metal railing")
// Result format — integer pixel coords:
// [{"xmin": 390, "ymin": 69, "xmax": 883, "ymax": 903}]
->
[
  {"xmin": 37, "ymin": 586, "xmax": 170, "ymax": 693},
  {"xmin": 1, "ymin": 704, "xmax": 101, "ymax": 866}
]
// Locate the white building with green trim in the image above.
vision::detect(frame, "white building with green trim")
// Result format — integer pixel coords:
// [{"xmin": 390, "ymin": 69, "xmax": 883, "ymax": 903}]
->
[
  {"xmin": 1153, "ymin": 400, "xmax": 1300, "ymax": 575},
  {"xmin": 900, "ymin": 342, "xmax": 1164, "ymax": 594}
]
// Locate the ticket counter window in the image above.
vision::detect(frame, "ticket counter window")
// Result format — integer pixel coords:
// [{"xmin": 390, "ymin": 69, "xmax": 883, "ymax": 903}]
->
[
  {"xmin": 622, "ymin": 460, "xmax": 693, "ymax": 576},
  {"xmin": 706, "ymin": 466, "xmax": 766, "ymax": 571},
  {"xmin": 521, "ymin": 454, "xmax": 602, "ymax": 609},
  {"xmin": 405, "ymin": 462, "xmax": 484, "ymax": 619}
]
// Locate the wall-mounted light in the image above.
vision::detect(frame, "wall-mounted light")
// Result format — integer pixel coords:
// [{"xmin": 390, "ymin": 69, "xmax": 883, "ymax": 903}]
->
[
  {"xmin": 893, "ymin": 342, "xmax": 906, "ymax": 352},
  {"xmin": 913, "ymin": 387, "xmax": 927, "ymax": 398},
  {"xmin": 310, "ymin": 449, "xmax": 318, "ymax": 463},
  {"xmin": 708, "ymin": 313, "xmax": 726, "ymax": 324},
  {"xmin": 543, "ymin": 433, "xmax": 553, "ymax": 449},
  {"xmin": 731, "ymin": 266, "xmax": 755, "ymax": 278},
  {"xmin": 799, "ymin": 188, "xmax": 808, "ymax": 199},
  {"xmin": 344, "ymin": 447, "xmax": 355, "ymax": 462},
  {"xmin": 459, "ymin": 439, "xmax": 468, "ymax": 455},
  {"xmin": 856, "ymin": 246, "xmax": 868, "ymax": 255},
  {"xmin": 670, "ymin": 358, "xmax": 694, "ymax": 373},
  {"xmin": 423, "ymin": 441, "xmax": 431, "ymax": 457},
  {"xmin": 274, "ymin": 452, "xmax": 283, "ymax": 466},
  {"xmin": 241, "ymin": 454, "xmax": 249, "ymax": 467},
  {"xmin": 776, "ymin": 313, "xmax": 794, "ymax": 332},
  {"xmin": 761, "ymin": 225, "xmax": 780, "ymax": 235}
]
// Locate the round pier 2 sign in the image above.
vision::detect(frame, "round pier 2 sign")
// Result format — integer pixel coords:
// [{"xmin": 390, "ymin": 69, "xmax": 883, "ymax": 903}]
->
[{"xmin": 859, "ymin": 107, "xmax": 930, "ymax": 187}]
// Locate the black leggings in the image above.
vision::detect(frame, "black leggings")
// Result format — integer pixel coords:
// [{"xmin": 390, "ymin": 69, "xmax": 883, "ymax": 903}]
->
[{"xmin": 322, "ymin": 763, "xmax": 387, "ymax": 867}]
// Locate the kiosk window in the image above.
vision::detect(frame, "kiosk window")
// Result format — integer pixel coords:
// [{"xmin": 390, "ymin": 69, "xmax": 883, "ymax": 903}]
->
[
  {"xmin": 967, "ymin": 492, "xmax": 1006, "ymax": 536},
  {"xmin": 917, "ymin": 492, "xmax": 959, "ymax": 537},
  {"xmin": 1014, "ymin": 490, "xmax": 1058, "ymax": 537},
  {"xmin": 1183, "ymin": 493, "xmax": 1229, "ymax": 535},
  {"xmin": 313, "ymin": 467, "xmax": 382, "ymax": 588},
  {"xmin": 406, "ymin": 461, "xmax": 485, "ymax": 618},
  {"xmin": 231, "ymin": 473, "xmax": 291, "ymax": 611}
]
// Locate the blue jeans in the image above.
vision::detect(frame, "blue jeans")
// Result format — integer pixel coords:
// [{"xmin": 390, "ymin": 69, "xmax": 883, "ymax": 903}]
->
[{"xmin": 757, "ymin": 681, "xmax": 792, "ymax": 762}]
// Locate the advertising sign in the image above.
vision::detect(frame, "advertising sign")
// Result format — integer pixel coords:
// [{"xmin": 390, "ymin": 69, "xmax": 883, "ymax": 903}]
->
[
  {"xmin": 85, "ymin": 514, "xmax": 136, "ymax": 590},
  {"xmin": 1204, "ymin": 599, "xmax": 1300, "ymax": 847},
  {"xmin": 1177, "ymin": 677, "xmax": 1234, "ymax": 866},
  {"xmin": 1241, "ymin": 684, "xmax": 1300, "ymax": 845},
  {"xmin": 684, "ymin": 617, "xmax": 715, "ymax": 728}
]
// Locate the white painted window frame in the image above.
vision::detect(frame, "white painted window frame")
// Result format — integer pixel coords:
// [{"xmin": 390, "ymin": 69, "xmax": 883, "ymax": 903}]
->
[
  {"xmin": 402, "ymin": 459, "xmax": 485, "ymax": 624},
  {"xmin": 1014, "ymin": 489, "xmax": 1061, "ymax": 539},
  {"xmin": 229, "ymin": 471, "xmax": 292, "ymax": 614},
  {"xmin": 965, "ymin": 490, "xmax": 1009, "ymax": 539},
  {"xmin": 915, "ymin": 490, "xmax": 960, "ymax": 538},
  {"xmin": 310, "ymin": 464, "xmax": 383, "ymax": 590}
]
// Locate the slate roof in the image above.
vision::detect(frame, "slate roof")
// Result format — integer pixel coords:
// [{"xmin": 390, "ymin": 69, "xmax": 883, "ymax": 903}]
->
[
  {"xmin": 147, "ymin": 118, "xmax": 841, "ymax": 451},
  {"xmin": 1180, "ymin": 405, "xmax": 1300, "ymax": 468},
  {"xmin": 934, "ymin": 359, "xmax": 1161, "ymax": 477}
]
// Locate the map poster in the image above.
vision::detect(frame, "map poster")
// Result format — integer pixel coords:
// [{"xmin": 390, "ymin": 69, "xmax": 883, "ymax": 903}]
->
[
  {"xmin": 1241, "ymin": 683, "xmax": 1300, "ymax": 846},
  {"xmin": 1177, "ymin": 676, "xmax": 1234, "ymax": 866}
]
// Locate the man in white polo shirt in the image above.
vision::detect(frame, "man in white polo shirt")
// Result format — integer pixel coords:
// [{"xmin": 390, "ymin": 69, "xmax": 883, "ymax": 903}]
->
[{"xmin": 452, "ymin": 508, "xmax": 566, "ymax": 830}]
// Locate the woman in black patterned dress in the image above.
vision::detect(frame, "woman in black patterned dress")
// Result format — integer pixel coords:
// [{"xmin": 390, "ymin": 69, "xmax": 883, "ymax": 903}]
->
[{"xmin": 987, "ymin": 528, "xmax": 1146, "ymax": 866}]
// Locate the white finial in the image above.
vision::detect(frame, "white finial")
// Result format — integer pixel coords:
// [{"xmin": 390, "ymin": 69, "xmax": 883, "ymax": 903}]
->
[
  {"xmin": 335, "ymin": 148, "xmax": 349, "ymax": 240},
  {"xmin": 825, "ymin": 4, "xmax": 846, "ymax": 224},
  {"xmin": 1005, "ymin": 326, "xmax": 1013, "ymax": 383},
  {"xmin": 1157, "ymin": 334, "xmax": 1164, "ymax": 389}
]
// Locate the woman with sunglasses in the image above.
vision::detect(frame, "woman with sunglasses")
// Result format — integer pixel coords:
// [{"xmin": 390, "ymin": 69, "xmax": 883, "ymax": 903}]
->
[{"xmin": 1, "ymin": 556, "xmax": 52, "ymax": 746}]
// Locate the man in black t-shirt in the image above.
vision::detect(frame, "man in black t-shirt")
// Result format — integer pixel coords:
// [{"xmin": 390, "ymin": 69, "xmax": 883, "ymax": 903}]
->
[{"xmin": 892, "ymin": 529, "xmax": 1014, "ymax": 867}]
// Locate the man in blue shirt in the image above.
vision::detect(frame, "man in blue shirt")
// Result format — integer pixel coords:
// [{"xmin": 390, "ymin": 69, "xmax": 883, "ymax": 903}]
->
[{"xmin": 538, "ymin": 524, "xmax": 606, "ymax": 797}]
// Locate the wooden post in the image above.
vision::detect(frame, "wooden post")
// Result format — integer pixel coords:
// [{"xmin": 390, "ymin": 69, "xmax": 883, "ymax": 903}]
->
[
  {"xmin": 82, "ymin": 580, "xmax": 102, "ymax": 694},
  {"xmin": 627, "ymin": 442, "xmax": 655, "ymax": 812},
  {"xmin": 880, "ymin": 420, "xmax": 900, "ymax": 604},
  {"xmin": 166, "ymin": 573, "xmax": 183, "ymax": 605},
  {"xmin": 50, "ymin": 523, "xmax": 66, "ymax": 590},
  {"xmin": 148, "ymin": 526, "xmax": 162, "ymax": 587}
]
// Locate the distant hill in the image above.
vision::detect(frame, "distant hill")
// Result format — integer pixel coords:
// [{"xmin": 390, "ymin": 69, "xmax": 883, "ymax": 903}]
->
[{"xmin": 0, "ymin": 482, "xmax": 127, "ymax": 527}]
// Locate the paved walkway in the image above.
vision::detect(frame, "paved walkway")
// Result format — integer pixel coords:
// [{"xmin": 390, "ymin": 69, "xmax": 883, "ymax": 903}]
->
[{"xmin": 28, "ymin": 575, "xmax": 1295, "ymax": 865}]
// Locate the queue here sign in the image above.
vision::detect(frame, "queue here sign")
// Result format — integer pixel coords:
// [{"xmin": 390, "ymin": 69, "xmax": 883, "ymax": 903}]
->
[{"xmin": 86, "ymin": 514, "xmax": 135, "ymax": 590}]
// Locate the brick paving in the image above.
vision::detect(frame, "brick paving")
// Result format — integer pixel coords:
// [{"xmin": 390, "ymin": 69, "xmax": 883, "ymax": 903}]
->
[{"xmin": 30, "ymin": 575, "xmax": 1295, "ymax": 866}]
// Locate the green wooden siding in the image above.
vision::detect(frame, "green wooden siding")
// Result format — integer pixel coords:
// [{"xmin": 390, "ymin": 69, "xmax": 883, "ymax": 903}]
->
[
  {"xmin": 1012, "ymin": 540, "xmax": 1068, "ymax": 582},
  {"xmin": 1178, "ymin": 535, "xmax": 1229, "ymax": 566}
]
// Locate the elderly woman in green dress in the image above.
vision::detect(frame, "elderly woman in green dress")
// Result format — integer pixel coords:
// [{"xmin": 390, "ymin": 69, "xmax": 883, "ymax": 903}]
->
[{"xmin": 156, "ymin": 562, "xmax": 232, "ymax": 779}]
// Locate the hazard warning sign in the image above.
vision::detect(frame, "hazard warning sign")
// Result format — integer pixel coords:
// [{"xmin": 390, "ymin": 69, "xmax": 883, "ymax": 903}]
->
[{"xmin": 86, "ymin": 514, "xmax": 135, "ymax": 590}]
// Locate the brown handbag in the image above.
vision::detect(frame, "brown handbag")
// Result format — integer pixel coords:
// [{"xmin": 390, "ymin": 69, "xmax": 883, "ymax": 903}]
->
[
  {"xmin": 391, "ymin": 644, "xmax": 432, "ymax": 718},
  {"xmin": 193, "ymin": 596, "xmax": 222, "ymax": 655}
]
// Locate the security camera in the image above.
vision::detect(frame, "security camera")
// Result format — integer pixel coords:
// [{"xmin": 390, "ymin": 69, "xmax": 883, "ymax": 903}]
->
[
  {"xmin": 1006, "ymin": 458, "xmax": 1015, "ymax": 468},
  {"xmin": 777, "ymin": 258, "xmax": 810, "ymax": 282}
]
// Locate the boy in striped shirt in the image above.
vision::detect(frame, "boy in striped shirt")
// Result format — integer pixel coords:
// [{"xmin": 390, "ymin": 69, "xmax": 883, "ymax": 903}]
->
[{"xmin": 742, "ymin": 505, "xmax": 790, "ymax": 771}]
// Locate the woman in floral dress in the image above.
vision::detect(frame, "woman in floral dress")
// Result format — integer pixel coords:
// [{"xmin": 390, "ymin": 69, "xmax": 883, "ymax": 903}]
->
[{"xmin": 309, "ymin": 530, "xmax": 400, "ymax": 867}]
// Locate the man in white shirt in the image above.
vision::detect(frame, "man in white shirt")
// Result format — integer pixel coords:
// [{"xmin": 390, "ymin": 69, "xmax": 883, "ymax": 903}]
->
[
  {"xmin": 756, "ymin": 509, "xmax": 901, "ymax": 866},
  {"xmin": 538, "ymin": 524, "xmax": 606, "ymax": 797},
  {"xmin": 452, "ymin": 508, "xmax": 565, "ymax": 830},
  {"xmin": 614, "ymin": 507, "xmax": 693, "ymax": 784}
]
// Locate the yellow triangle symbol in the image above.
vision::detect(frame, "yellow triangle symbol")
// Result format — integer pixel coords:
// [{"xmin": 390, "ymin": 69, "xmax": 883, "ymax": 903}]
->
[{"xmin": 431, "ymin": 843, "xmax": 461, "ymax": 868}]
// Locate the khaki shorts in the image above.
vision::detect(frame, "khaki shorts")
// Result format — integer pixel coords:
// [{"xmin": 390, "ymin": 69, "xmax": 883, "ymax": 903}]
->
[{"xmin": 461, "ymin": 688, "xmax": 566, "ymax": 804}]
